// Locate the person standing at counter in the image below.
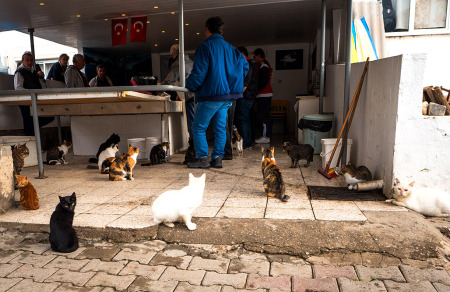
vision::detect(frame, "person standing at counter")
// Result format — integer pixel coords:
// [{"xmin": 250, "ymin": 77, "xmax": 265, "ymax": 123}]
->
[
  {"xmin": 186, "ymin": 16, "xmax": 248, "ymax": 169},
  {"xmin": 89, "ymin": 65, "xmax": 113, "ymax": 87},
  {"xmin": 46, "ymin": 53, "xmax": 69, "ymax": 83},
  {"xmin": 65, "ymin": 54, "xmax": 89, "ymax": 88},
  {"xmin": 14, "ymin": 51, "xmax": 53, "ymax": 135}
]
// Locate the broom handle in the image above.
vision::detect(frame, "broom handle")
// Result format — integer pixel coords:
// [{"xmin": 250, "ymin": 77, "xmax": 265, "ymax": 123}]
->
[
  {"xmin": 325, "ymin": 59, "xmax": 368, "ymax": 168},
  {"xmin": 337, "ymin": 58, "xmax": 370, "ymax": 167}
]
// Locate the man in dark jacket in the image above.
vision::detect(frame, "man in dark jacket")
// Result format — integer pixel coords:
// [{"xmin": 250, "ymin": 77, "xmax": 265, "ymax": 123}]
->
[
  {"xmin": 234, "ymin": 46, "xmax": 257, "ymax": 149},
  {"xmin": 14, "ymin": 51, "xmax": 53, "ymax": 135},
  {"xmin": 186, "ymin": 16, "xmax": 248, "ymax": 169},
  {"xmin": 46, "ymin": 53, "xmax": 69, "ymax": 83}
]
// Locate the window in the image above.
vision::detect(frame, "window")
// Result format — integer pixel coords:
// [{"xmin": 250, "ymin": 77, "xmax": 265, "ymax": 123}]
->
[{"xmin": 383, "ymin": 0, "xmax": 449, "ymax": 35}]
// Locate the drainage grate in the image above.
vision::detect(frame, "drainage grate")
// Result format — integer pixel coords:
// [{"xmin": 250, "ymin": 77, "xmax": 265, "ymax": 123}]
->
[{"xmin": 308, "ymin": 186, "xmax": 386, "ymax": 201}]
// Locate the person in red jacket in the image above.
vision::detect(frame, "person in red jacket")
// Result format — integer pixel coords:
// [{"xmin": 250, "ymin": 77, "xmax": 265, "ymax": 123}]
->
[{"xmin": 253, "ymin": 48, "xmax": 273, "ymax": 144}]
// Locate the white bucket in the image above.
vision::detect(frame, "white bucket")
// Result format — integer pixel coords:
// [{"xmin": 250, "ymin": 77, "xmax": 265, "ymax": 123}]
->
[
  {"xmin": 127, "ymin": 138, "xmax": 146, "ymax": 160},
  {"xmin": 145, "ymin": 137, "xmax": 162, "ymax": 159},
  {"xmin": 320, "ymin": 138, "xmax": 353, "ymax": 170}
]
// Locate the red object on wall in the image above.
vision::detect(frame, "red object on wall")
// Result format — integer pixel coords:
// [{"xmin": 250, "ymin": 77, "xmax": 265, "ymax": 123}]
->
[
  {"xmin": 130, "ymin": 16, "xmax": 147, "ymax": 43},
  {"xmin": 111, "ymin": 18, "xmax": 127, "ymax": 46}
]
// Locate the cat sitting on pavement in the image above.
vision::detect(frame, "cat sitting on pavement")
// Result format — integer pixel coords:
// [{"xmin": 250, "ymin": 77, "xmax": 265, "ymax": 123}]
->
[
  {"xmin": 152, "ymin": 173, "xmax": 206, "ymax": 230},
  {"xmin": 339, "ymin": 163, "xmax": 372, "ymax": 190},
  {"xmin": 386, "ymin": 178, "xmax": 450, "ymax": 217},
  {"xmin": 231, "ymin": 125, "xmax": 243, "ymax": 156}
]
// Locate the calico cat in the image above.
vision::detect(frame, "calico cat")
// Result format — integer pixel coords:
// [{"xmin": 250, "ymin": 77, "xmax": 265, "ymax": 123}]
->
[
  {"xmin": 152, "ymin": 173, "xmax": 206, "ymax": 230},
  {"xmin": 12, "ymin": 143, "xmax": 29, "ymax": 176},
  {"xmin": 109, "ymin": 145, "xmax": 139, "ymax": 181},
  {"xmin": 261, "ymin": 147, "xmax": 289, "ymax": 202},
  {"xmin": 386, "ymin": 178, "xmax": 450, "ymax": 217},
  {"xmin": 49, "ymin": 192, "xmax": 79, "ymax": 253},
  {"xmin": 88, "ymin": 133, "xmax": 120, "ymax": 163},
  {"xmin": 339, "ymin": 163, "xmax": 372, "ymax": 190},
  {"xmin": 46, "ymin": 140, "xmax": 72, "ymax": 165},
  {"xmin": 15, "ymin": 175, "xmax": 39, "ymax": 210},
  {"xmin": 232, "ymin": 125, "xmax": 243, "ymax": 156},
  {"xmin": 282, "ymin": 142, "xmax": 314, "ymax": 168},
  {"xmin": 142, "ymin": 142, "xmax": 170, "ymax": 166},
  {"xmin": 98, "ymin": 144, "xmax": 119, "ymax": 173}
]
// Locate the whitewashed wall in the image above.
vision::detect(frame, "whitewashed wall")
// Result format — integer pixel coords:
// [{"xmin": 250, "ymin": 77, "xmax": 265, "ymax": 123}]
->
[
  {"xmin": 327, "ymin": 54, "xmax": 450, "ymax": 194},
  {"xmin": 385, "ymin": 35, "xmax": 450, "ymax": 87}
]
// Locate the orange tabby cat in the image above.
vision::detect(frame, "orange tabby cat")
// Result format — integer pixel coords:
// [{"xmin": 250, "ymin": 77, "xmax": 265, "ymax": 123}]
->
[
  {"xmin": 109, "ymin": 145, "xmax": 139, "ymax": 181},
  {"xmin": 15, "ymin": 174, "xmax": 39, "ymax": 210}
]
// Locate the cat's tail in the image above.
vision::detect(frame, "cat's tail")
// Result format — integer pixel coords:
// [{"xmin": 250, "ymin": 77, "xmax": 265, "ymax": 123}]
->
[
  {"xmin": 44, "ymin": 161, "xmax": 58, "ymax": 165},
  {"xmin": 86, "ymin": 165, "xmax": 99, "ymax": 169},
  {"xmin": 88, "ymin": 158, "xmax": 98, "ymax": 163}
]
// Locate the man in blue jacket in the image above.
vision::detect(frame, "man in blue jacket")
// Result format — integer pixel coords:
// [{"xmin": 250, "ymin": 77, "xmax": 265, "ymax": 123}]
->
[{"xmin": 186, "ymin": 16, "xmax": 249, "ymax": 169}]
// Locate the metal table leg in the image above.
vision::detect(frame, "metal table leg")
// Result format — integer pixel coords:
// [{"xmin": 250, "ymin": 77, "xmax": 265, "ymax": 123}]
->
[
  {"xmin": 30, "ymin": 93, "xmax": 47, "ymax": 179},
  {"xmin": 57, "ymin": 116, "xmax": 62, "ymax": 144}
]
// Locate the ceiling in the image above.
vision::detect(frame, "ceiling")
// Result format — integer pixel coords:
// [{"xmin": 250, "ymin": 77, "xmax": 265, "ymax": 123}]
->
[{"xmin": 0, "ymin": 0, "xmax": 344, "ymax": 54}]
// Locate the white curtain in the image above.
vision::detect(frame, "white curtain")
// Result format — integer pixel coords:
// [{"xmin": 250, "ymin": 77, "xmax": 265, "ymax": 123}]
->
[{"xmin": 392, "ymin": 0, "xmax": 410, "ymax": 30}]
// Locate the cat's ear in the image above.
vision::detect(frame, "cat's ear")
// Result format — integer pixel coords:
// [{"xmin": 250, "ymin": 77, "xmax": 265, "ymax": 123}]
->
[
  {"xmin": 71, "ymin": 192, "xmax": 76, "ymax": 199},
  {"xmin": 409, "ymin": 181, "xmax": 415, "ymax": 187},
  {"xmin": 395, "ymin": 178, "xmax": 400, "ymax": 185},
  {"xmin": 261, "ymin": 147, "xmax": 264, "ymax": 153},
  {"xmin": 200, "ymin": 173, "xmax": 206, "ymax": 179},
  {"xmin": 189, "ymin": 173, "xmax": 194, "ymax": 179},
  {"xmin": 59, "ymin": 196, "xmax": 64, "ymax": 202}
]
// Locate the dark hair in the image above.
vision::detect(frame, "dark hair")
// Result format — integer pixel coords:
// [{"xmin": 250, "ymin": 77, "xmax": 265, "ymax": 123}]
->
[
  {"xmin": 205, "ymin": 16, "xmax": 224, "ymax": 35},
  {"xmin": 59, "ymin": 53, "xmax": 69, "ymax": 60},
  {"xmin": 253, "ymin": 48, "xmax": 265, "ymax": 59},
  {"xmin": 96, "ymin": 64, "xmax": 105, "ymax": 71},
  {"xmin": 237, "ymin": 47, "xmax": 248, "ymax": 57},
  {"xmin": 21, "ymin": 51, "xmax": 33, "ymax": 61}
]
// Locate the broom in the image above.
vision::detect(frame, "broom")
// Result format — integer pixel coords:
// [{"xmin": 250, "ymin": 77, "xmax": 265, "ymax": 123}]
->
[{"xmin": 318, "ymin": 58, "xmax": 370, "ymax": 179}]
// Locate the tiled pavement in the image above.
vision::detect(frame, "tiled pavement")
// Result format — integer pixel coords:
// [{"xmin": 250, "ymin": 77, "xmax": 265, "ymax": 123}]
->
[
  {"xmin": 0, "ymin": 228, "xmax": 450, "ymax": 291},
  {"xmin": 0, "ymin": 146, "xmax": 407, "ymax": 229}
]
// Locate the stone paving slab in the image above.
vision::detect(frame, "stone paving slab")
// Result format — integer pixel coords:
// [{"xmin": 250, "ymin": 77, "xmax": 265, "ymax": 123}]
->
[
  {"xmin": 85, "ymin": 272, "xmax": 136, "ymax": 290},
  {"xmin": 44, "ymin": 268, "xmax": 96, "ymax": 286},
  {"xmin": 127, "ymin": 276, "xmax": 178, "ymax": 292},
  {"xmin": 0, "ymin": 263, "xmax": 21, "ymax": 277},
  {"xmin": 355, "ymin": 265, "xmax": 406, "ymax": 282},
  {"xmin": 6, "ymin": 278, "xmax": 61, "ymax": 292},
  {"xmin": 313, "ymin": 265, "xmax": 357, "ymax": 280},
  {"xmin": 229, "ymin": 259, "xmax": 270, "ymax": 276},
  {"xmin": 338, "ymin": 277, "xmax": 387, "ymax": 292},
  {"xmin": 292, "ymin": 277, "xmax": 339, "ymax": 292},
  {"xmin": 159, "ymin": 266, "xmax": 206, "ymax": 285},
  {"xmin": 400, "ymin": 265, "xmax": 450, "ymax": 285},
  {"xmin": 202, "ymin": 271, "xmax": 247, "ymax": 288},
  {"xmin": 434, "ymin": 282, "xmax": 450, "ymax": 292},
  {"xmin": 384, "ymin": 280, "xmax": 437, "ymax": 292},
  {"xmin": 118, "ymin": 261, "xmax": 166, "ymax": 280},
  {"xmin": 270, "ymin": 262, "xmax": 312, "ymax": 278},
  {"xmin": 188, "ymin": 256, "xmax": 230, "ymax": 273},
  {"xmin": 246, "ymin": 274, "xmax": 291, "ymax": 291}
]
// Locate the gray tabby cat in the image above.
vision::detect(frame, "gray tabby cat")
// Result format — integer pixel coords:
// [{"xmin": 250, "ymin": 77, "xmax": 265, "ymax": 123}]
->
[
  {"xmin": 339, "ymin": 163, "xmax": 372, "ymax": 190},
  {"xmin": 282, "ymin": 142, "xmax": 314, "ymax": 168},
  {"xmin": 12, "ymin": 143, "xmax": 29, "ymax": 176},
  {"xmin": 12, "ymin": 143, "xmax": 29, "ymax": 188}
]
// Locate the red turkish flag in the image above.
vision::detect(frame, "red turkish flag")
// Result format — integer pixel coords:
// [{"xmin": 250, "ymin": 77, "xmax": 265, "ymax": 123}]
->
[
  {"xmin": 111, "ymin": 18, "xmax": 127, "ymax": 46},
  {"xmin": 130, "ymin": 16, "xmax": 147, "ymax": 43}
]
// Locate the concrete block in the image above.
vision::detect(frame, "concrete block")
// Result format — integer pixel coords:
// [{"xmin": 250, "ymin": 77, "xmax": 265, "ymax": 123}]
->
[
  {"xmin": 0, "ymin": 136, "xmax": 39, "ymax": 167},
  {"xmin": 202, "ymin": 271, "xmax": 247, "ymax": 288},
  {"xmin": 292, "ymin": 277, "xmax": 339, "ymax": 292},
  {"xmin": 428, "ymin": 102, "xmax": 446, "ymax": 116},
  {"xmin": 384, "ymin": 280, "xmax": 437, "ymax": 292},
  {"xmin": 246, "ymin": 274, "xmax": 291, "ymax": 291},
  {"xmin": 85, "ymin": 271, "xmax": 136, "ymax": 290},
  {"xmin": 400, "ymin": 265, "xmax": 450, "ymax": 285},
  {"xmin": 0, "ymin": 144, "xmax": 14, "ymax": 212}
]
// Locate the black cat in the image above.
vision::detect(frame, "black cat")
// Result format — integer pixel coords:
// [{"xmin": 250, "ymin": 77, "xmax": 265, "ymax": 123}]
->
[
  {"xmin": 88, "ymin": 133, "xmax": 120, "ymax": 163},
  {"xmin": 141, "ymin": 142, "xmax": 169, "ymax": 166},
  {"xmin": 49, "ymin": 192, "xmax": 79, "ymax": 253}
]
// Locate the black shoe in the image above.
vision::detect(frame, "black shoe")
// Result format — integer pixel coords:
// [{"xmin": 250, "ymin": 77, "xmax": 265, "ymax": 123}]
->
[
  {"xmin": 223, "ymin": 155, "xmax": 233, "ymax": 160},
  {"xmin": 187, "ymin": 157, "xmax": 210, "ymax": 168},
  {"xmin": 210, "ymin": 157, "xmax": 223, "ymax": 168}
]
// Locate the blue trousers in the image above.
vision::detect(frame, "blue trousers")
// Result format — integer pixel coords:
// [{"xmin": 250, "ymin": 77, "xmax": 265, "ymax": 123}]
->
[
  {"xmin": 235, "ymin": 98, "xmax": 254, "ymax": 148},
  {"xmin": 186, "ymin": 98, "xmax": 195, "ymax": 139},
  {"xmin": 192, "ymin": 100, "xmax": 232, "ymax": 159}
]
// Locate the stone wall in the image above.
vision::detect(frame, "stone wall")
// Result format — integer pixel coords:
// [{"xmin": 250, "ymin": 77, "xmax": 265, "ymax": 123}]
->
[{"xmin": 0, "ymin": 144, "xmax": 14, "ymax": 212}]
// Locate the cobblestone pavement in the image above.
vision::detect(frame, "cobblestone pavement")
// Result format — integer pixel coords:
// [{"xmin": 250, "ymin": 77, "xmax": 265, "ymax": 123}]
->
[{"xmin": 1, "ymin": 228, "xmax": 450, "ymax": 292}]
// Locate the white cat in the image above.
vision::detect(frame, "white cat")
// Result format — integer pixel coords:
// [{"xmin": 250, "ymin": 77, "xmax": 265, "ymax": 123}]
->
[
  {"xmin": 152, "ymin": 173, "xmax": 206, "ymax": 230},
  {"xmin": 232, "ymin": 125, "xmax": 243, "ymax": 156},
  {"xmin": 386, "ymin": 178, "xmax": 450, "ymax": 217},
  {"xmin": 98, "ymin": 144, "xmax": 119, "ymax": 171}
]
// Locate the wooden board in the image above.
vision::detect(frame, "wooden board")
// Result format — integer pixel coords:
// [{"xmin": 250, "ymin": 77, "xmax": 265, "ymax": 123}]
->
[{"xmin": 0, "ymin": 91, "xmax": 170, "ymax": 105}]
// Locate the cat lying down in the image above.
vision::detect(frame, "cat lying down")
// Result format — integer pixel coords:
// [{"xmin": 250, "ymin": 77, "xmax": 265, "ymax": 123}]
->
[
  {"xmin": 386, "ymin": 178, "xmax": 450, "ymax": 217},
  {"xmin": 152, "ymin": 173, "xmax": 206, "ymax": 230}
]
